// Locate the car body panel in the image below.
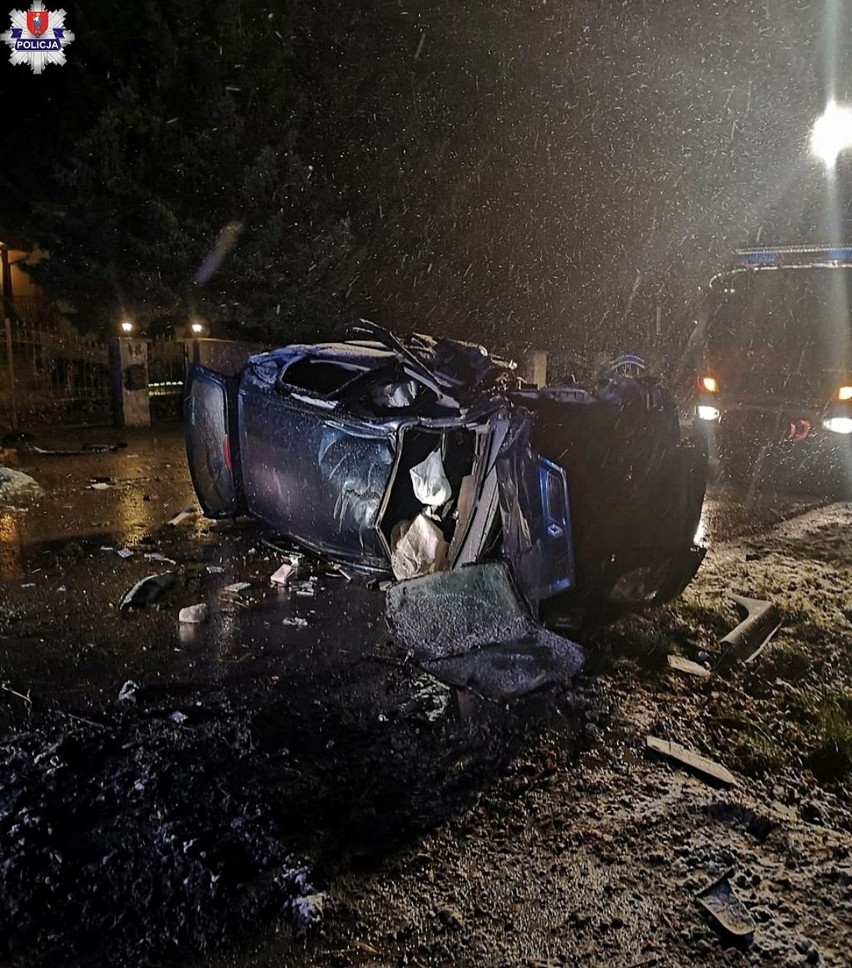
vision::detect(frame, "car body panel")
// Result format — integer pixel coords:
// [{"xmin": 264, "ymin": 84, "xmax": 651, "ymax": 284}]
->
[{"xmin": 184, "ymin": 365, "xmax": 243, "ymax": 518}]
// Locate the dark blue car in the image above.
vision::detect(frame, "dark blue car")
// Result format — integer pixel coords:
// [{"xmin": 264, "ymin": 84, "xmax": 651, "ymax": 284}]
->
[{"xmin": 185, "ymin": 321, "xmax": 706, "ymax": 631}]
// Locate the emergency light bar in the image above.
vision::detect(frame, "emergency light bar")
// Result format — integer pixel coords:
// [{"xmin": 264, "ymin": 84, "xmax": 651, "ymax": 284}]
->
[{"xmin": 734, "ymin": 245, "xmax": 852, "ymax": 267}]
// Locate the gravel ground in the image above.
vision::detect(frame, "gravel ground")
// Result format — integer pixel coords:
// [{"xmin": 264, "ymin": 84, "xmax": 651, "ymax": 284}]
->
[{"xmin": 0, "ymin": 431, "xmax": 849, "ymax": 967}]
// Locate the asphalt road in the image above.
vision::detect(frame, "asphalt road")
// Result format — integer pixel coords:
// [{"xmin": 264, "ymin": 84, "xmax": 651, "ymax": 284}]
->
[{"xmin": 0, "ymin": 425, "xmax": 832, "ymax": 716}]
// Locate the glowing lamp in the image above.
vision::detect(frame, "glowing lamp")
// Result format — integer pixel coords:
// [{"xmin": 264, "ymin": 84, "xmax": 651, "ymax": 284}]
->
[{"xmin": 810, "ymin": 101, "xmax": 852, "ymax": 167}]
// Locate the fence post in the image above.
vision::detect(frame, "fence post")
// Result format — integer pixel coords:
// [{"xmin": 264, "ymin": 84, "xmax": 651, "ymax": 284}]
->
[
  {"xmin": 3, "ymin": 317, "xmax": 16, "ymax": 430},
  {"xmin": 109, "ymin": 337, "xmax": 150, "ymax": 427},
  {"xmin": 520, "ymin": 350, "xmax": 548, "ymax": 388}
]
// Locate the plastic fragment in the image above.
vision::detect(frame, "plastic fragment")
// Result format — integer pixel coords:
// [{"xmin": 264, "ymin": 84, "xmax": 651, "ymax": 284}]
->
[
  {"xmin": 167, "ymin": 507, "xmax": 196, "ymax": 526},
  {"xmin": 179, "ymin": 603, "xmax": 209, "ymax": 624},
  {"xmin": 271, "ymin": 563, "xmax": 296, "ymax": 585},
  {"xmin": 144, "ymin": 552, "xmax": 177, "ymax": 565},
  {"xmin": 118, "ymin": 573, "xmax": 176, "ymax": 610}
]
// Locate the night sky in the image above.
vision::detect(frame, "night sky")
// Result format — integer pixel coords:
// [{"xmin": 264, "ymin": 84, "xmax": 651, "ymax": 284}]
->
[{"xmin": 0, "ymin": 1, "xmax": 849, "ymax": 357}]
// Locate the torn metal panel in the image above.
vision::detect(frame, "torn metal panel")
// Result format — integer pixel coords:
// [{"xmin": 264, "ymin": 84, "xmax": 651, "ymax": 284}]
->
[
  {"xmin": 695, "ymin": 870, "xmax": 756, "ymax": 940},
  {"xmin": 385, "ymin": 563, "xmax": 584, "ymax": 699},
  {"xmin": 496, "ymin": 413, "xmax": 574, "ymax": 610}
]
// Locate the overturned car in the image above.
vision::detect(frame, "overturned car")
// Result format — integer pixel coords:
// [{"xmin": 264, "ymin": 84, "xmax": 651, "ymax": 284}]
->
[{"xmin": 185, "ymin": 321, "xmax": 706, "ymax": 651}]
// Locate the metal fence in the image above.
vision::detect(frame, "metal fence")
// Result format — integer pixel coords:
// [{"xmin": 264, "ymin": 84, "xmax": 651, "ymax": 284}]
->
[{"xmin": 1, "ymin": 316, "xmax": 113, "ymax": 429}]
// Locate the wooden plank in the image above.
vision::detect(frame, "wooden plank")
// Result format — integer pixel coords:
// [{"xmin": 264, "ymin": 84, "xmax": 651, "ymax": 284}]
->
[
  {"xmin": 667, "ymin": 654, "xmax": 712, "ymax": 678},
  {"xmin": 645, "ymin": 735, "xmax": 737, "ymax": 787}
]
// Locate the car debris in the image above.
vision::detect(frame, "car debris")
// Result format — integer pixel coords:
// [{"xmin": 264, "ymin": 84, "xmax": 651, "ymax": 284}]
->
[
  {"xmin": 223, "ymin": 581, "xmax": 252, "ymax": 596},
  {"xmin": 144, "ymin": 552, "xmax": 178, "ymax": 566},
  {"xmin": 719, "ymin": 594, "xmax": 782, "ymax": 665},
  {"xmin": 386, "ymin": 562, "xmax": 584, "ymax": 699},
  {"xmin": 117, "ymin": 680, "xmax": 138, "ymax": 702},
  {"xmin": 167, "ymin": 507, "xmax": 197, "ymax": 526},
  {"xmin": 178, "ymin": 603, "xmax": 209, "ymax": 624},
  {"xmin": 118, "ymin": 573, "xmax": 177, "ymax": 611},
  {"xmin": 695, "ymin": 869, "xmax": 756, "ymax": 941},
  {"xmin": 645, "ymin": 735, "xmax": 737, "ymax": 787},
  {"xmin": 184, "ymin": 321, "xmax": 707, "ymax": 664},
  {"xmin": 666, "ymin": 654, "xmax": 712, "ymax": 679},
  {"xmin": 271, "ymin": 562, "xmax": 298, "ymax": 586},
  {"xmin": 2, "ymin": 435, "xmax": 128, "ymax": 455}
]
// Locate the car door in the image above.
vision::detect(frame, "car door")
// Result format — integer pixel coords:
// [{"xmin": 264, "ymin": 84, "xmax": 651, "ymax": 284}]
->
[
  {"xmin": 184, "ymin": 364, "xmax": 244, "ymax": 517},
  {"xmin": 238, "ymin": 379, "xmax": 397, "ymax": 568},
  {"xmin": 496, "ymin": 412, "xmax": 575, "ymax": 610}
]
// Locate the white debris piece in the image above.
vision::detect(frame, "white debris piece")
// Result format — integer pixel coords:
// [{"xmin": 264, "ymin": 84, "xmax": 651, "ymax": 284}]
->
[
  {"xmin": 144, "ymin": 552, "xmax": 177, "ymax": 565},
  {"xmin": 116, "ymin": 548, "xmax": 134, "ymax": 559},
  {"xmin": 167, "ymin": 507, "xmax": 197, "ymax": 526},
  {"xmin": 282, "ymin": 616, "xmax": 309, "ymax": 628},
  {"xmin": 169, "ymin": 710, "xmax": 188, "ymax": 724},
  {"xmin": 118, "ymin": 680, "xmax": 138, "ymax": 703},
  {"xmin": 271, "ymin": 563, "xmax": 296, "ymax": 585},
  {"xmin": 0, "ymin": 467, "xmax": 42, "ymax": 505},
  {"xmin": 88, "ymin": 482, "xmax": 112, "ymax": 490},
  {"xmin": 179, "ymin": 603, "xmax": 209, "ymax": 624},
  {"xmin": 409, "ymin": 448, "xmax": 452, "ymax": 507},
  {"xmin": 223, "ymin": 582, "xmax": 252, "ymax": 595}
]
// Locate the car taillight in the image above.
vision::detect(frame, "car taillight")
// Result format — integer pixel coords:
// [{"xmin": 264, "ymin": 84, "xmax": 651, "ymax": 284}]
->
[
  {"xmin": 698, "ymin": 375, "xmax": 718, "ymax": 394},
  {"xmin": 223, "ymin": 434, "xmax": 232, "ymax": 471},
  {"xmin": 787, "ymin": 418, "xmax": 812, "ymax": 443}
]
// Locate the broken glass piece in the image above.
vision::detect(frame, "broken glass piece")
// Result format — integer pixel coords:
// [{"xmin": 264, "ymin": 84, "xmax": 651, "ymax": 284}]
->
[{"xmin": 385, "ymin": 562, "xmax": 584, "ymax": 698}]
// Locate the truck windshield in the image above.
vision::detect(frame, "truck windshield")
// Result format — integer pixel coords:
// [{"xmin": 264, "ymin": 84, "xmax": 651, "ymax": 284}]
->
[{"xmin": 706, "ymin": 267, "xmax": 852, "ymax": 378}]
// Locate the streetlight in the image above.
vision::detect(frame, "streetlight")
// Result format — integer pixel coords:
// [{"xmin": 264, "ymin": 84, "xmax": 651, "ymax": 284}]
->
[
  {"xmin": 810, "ymin": 100, "xmax": 852, "ymax": 167},
  {"xmin": 190, "ymin": 319, "xmax": 205, "ymax": 336},
  {"xmin": 120, "ymin": 319, "xmax": 134, "ymax": 335}
]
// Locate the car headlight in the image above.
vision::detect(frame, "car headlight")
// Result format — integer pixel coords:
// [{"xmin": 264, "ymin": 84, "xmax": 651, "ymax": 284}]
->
[
  {"xmin": 822, "ymin": 416, "xmax": 852, "ymax": 434},
  {"xmin": 697, "ymin": 405, "xmax": 720, "ymax": 421}
]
